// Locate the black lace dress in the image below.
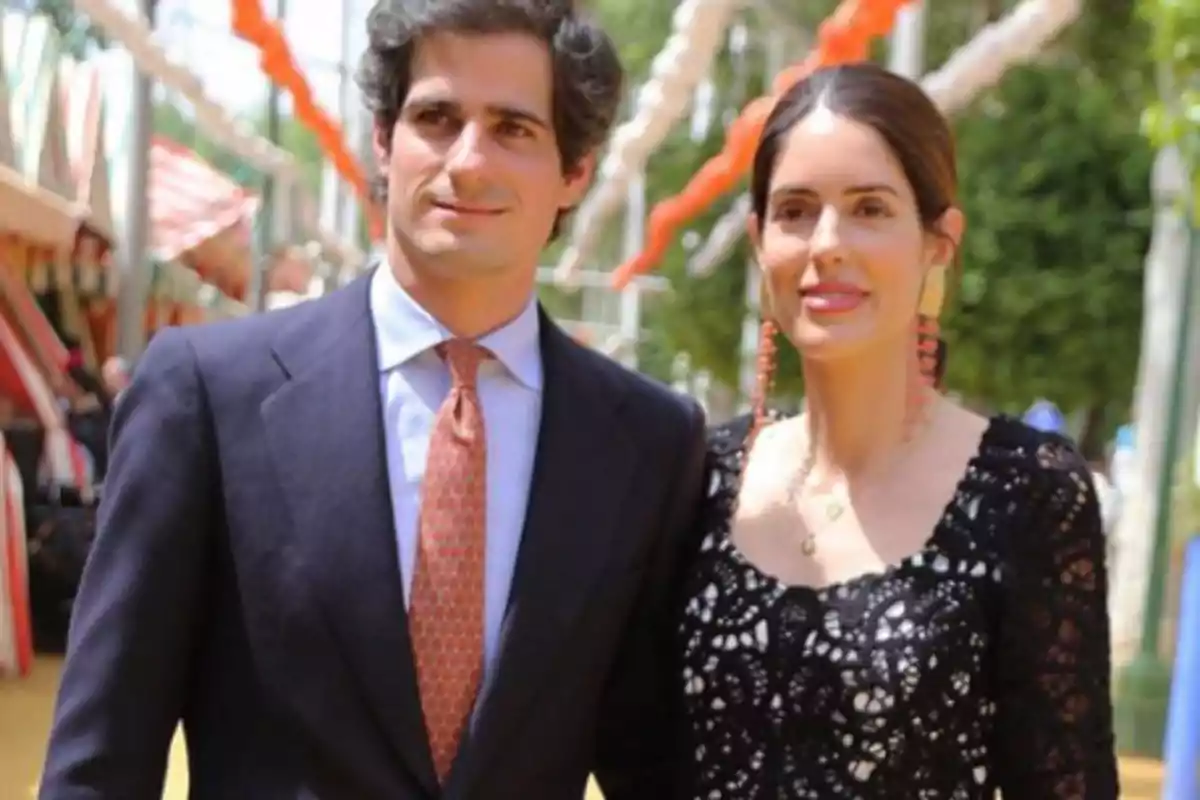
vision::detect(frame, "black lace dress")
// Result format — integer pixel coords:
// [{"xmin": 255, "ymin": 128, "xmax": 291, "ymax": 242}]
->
[{"xmin": 678, "ymin": 414, "xmax": 1118, "ymax": 799}]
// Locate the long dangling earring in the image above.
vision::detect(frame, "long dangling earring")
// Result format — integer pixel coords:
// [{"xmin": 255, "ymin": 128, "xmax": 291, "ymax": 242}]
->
[
  {"xmin": 912, "ymin": 265, "xmax": 947, "ymax": 430},
  {"xmin": 750, "ymin": 320, "xmax": 777, "ymax": 427},
  {"xmin": 747, "ymin": 280, "xmax": 778, "ymax": 457}
]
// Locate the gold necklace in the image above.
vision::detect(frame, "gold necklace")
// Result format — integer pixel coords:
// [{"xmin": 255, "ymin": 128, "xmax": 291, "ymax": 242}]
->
[
  {"xmin": 787, "ymin": 400, "xmax": 935, "ymax": 557},
  {"xmin": 785, "ymin": 451, "xmax": 846, "ymax": 556}
]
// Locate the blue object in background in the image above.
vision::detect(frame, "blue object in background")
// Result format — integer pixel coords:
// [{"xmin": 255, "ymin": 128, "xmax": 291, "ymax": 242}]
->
[
  {"xmin": 1115, "ymin": 423, "xmax": 1136, "ymax": 450},
  {"xmin": 1164, "ymin": 537, "xmax": 1200, "ymax": 799},
  {"xmin": 1023, "ymin": 400, "xmax": 1066, "ymax": 434}
]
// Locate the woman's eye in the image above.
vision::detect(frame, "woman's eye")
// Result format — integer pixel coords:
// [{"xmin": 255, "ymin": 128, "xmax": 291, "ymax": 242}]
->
[
  {"xmin": 856, "ymin": 198, "xmax": 890, "ymax": 217},
  {"xmin": 775, "ymin": 204, "xmax": 814, "ymax": 220}
]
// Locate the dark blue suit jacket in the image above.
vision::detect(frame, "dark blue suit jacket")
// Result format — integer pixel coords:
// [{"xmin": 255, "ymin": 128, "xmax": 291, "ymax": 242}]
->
[{"xmin": 39, "ymin": 272, "xmax": 706, "ymax": 799}]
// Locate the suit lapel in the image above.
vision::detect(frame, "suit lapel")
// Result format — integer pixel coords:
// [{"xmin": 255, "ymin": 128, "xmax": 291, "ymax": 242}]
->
[
  {"xmin": 261, "ymin": 273, "xmax": 438, "ymax": 795},
  {"xmin": 448, "ymin": 315, "xmax": 636, "ymax": 792}
]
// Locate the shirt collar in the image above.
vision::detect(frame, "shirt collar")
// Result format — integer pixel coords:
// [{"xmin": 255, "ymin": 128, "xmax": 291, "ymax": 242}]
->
[{"xmin": 369, "ymin": 262, "xmax": 542, "ymax": 390}]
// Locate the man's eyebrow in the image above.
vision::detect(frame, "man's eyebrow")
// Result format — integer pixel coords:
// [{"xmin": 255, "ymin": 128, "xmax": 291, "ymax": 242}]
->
[{"xmin": 403, "ymin": 96, "xmax": 550, "ymax": 130}]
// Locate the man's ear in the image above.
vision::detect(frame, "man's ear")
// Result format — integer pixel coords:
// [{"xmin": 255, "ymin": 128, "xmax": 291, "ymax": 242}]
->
[
  {"xmin": 373, "ymin": 122, "xmax": 392, "ymax": 174},
  {"xmin": 559, "ymin": 152, "xmax": 595, "ymax": 211}
]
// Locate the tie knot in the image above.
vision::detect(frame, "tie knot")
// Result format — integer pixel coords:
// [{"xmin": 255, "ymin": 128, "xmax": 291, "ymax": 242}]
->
[{"xmin": 437, "ymin": 339, "xmax": 487, "ymax": 388}]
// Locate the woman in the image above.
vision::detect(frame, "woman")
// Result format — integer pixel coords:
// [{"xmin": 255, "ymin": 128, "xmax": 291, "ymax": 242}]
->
[{"xmin": 678, "ymin": 63, "xmax": 1117, "ymax": 798}]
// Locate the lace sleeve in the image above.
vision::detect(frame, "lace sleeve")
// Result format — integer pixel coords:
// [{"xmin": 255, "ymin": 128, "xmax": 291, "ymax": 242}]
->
[
  {"xmin": 692, "ymin": 414, "xmax": 752, "ymax": 538},
  {"xmin": 993, "ymin": 436, "xmax": 1119, "ymax": 798}
]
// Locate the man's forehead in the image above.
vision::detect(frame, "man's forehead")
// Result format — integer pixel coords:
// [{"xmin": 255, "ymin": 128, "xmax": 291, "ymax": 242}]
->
[{"xmin": 407, "ymin": 31, "xmax": 553, "ymax": 114}]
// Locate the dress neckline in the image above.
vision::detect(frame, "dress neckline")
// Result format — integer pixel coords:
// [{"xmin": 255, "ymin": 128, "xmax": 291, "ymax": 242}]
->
[{"xmin": 717, "ymin": 412, "xmax": 1015, "ymax": 598}]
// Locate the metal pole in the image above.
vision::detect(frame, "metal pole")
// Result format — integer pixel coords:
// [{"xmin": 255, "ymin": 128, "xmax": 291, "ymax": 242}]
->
[
  {"xmin": 318, "ymin": 0, "xmax": 356, "ymax": 291},
  {"xmin": 336, "ymin": 2, "xmax": 359, "ymax": 252},
  {"xmin": 1114, "ymin": 39, "xmax": 1200, "ymax": 757},
  {"xmin": 1115, "ymin": 198, "xmax": 1197, "ymax": 757},
  {"xmin": 115, "ymin": 0, "xmax": 158, "ymax": 361},
  {"xmin": 887, "ymin": 1, "xmax": 926, "ymax": 79},
  {"xmin": 248, "ymin": 0, "xmax": 286, "ymax": 312},
  {"xmin": 617, "ymin": 171, "xmax": 644, "ymax": 369},
  {"xmin": 1141, "ymin": 224, "xmax": 1196, "ymax": 658},
  {"xmin": 737, "ymin": 28, "xmax": 787, "ymax": 410}
]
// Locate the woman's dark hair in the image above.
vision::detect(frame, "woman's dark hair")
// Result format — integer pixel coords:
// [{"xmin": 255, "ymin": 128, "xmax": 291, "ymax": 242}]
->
[
  {"xmin": 747, "ymin": 63, "xmax": 959, "ymax": 435},
  {"xmin": 934, "ymin": 338, "xmax": 948, "ymax": 388},
  {"xmin": 750, "ymin": 62, "xmax": 957, "ymax": 235},
  {"xmin": 357, "ymin": 0, "xmax": 624, "ymax": 238}
]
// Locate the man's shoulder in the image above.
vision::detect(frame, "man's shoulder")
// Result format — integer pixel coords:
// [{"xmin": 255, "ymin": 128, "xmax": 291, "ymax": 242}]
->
[
  {"xmin": 131, "ymin": 281, "xmax": 366, "ymax": 409},
  {"xmin": 174, "ymin": 281, "xmax": 362, "ymax": 368},
  {"xmin": 568, "ymin": 340, "xmax": 701, "ymax": 427}
]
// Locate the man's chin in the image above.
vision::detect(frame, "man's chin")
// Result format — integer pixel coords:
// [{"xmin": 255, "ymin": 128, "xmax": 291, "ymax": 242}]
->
[
  {"xmin": 411, "ymin": 241, "xmax": 511, "ymax": 274},
  {"xmin": 413, "ymin": 229, "xmax": 481, "ymax": 254}
]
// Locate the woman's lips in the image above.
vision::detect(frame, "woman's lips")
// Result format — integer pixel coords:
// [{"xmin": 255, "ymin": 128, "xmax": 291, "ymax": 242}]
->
[{"xmin": 800, "ymin": 283, "xmax": 868, "ymax": 313}]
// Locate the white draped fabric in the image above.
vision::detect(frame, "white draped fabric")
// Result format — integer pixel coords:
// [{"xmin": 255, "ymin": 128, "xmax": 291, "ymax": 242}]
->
[
  {"xmin": 553, "ymin": 0, "xmax": 744, "ymax": 282},
  {"xmin": 70, "ymin": 0, "xmax": 364, "ymax": 271}
]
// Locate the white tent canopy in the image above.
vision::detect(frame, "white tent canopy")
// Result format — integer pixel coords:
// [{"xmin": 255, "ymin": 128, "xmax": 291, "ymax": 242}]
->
[
  {"xmin": 0, "ymin": 14, "xmax": 78, "ymax": 248},
  {"xmin": 62, "ymin": 55, "xmax": 117, "ymax": 244},
  {"xmin": 3, "ymin": 13, "xmax": 76, "ymax": 204},
  {"xmin": 70, "ymin": 0, "xmax": 365, "ymax": 272},
  {"xmin": 555, "ymin": 0, "xmax": 743, "ymax": 282}
]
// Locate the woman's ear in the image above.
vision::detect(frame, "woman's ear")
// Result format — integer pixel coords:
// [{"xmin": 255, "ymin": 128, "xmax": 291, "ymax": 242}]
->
[
  {"xmin": 746, "ymin": 212, "xmax": 762, "ymax": 255},
  {"xmin": 929, "ymin": 206, "xmax": 964, "ymax": 265}
]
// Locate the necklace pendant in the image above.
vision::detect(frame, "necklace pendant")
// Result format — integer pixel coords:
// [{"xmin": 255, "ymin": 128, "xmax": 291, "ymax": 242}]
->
[
  {"xmin": 801, "ymin": 536, "xmax": 817, "ymax": 556},
  {"xmin": 826, "ymin": 501, "xmax": 844, "ymax": 521}
]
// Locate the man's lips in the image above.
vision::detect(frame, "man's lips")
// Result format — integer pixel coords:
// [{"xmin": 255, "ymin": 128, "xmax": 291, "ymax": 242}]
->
[{"xmin": 431, "ymin": 200, "xmax": 505, "ymax": 215}]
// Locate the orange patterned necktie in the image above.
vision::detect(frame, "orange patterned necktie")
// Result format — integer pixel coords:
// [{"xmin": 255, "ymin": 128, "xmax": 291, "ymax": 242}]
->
[{"xmin": 409, "ymin": 339, "xmax": 488, "ymax": 782}]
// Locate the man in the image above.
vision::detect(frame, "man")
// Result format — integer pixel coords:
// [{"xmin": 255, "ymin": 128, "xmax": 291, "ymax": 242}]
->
[{"xmin": 39, "ymin": 2, "xmax": 706, "ymax": 798}]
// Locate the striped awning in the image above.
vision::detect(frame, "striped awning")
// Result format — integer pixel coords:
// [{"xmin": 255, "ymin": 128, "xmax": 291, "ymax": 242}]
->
[
  {"xmin": 149, "ymin": 136, "xmax": 258, "ymax": 264},
  {"xmin": 1, "ymin": 442, "xmax": 33, "ymax": 678},
  {"xmin": 60, "ymin": 56, "xmax": 115, "ymax": 245},
  {"xmin": 0, "ymin": 305, "xmax": 89, "ymax": 494},
  {"xmin": 0, "ymin": 239, "xmax": 68, "ymax": 374},
  {"xmin": 0, "ymin": 308, "xmax": 59, "ymax": 428}
]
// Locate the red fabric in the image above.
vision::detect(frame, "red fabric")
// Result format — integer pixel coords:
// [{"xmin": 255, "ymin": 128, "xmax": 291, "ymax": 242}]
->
[{"xmin": 3, "ymin": 456, "xmax": 32, "ymax": 677}]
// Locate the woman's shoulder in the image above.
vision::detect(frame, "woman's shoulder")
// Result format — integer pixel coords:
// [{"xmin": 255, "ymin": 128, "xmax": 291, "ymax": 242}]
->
[
  {"xmin": 705, "ymin": 408, "xmax": 791, "ymax": 461},
  {"xmin": 706, "ymin": 413, "xmax": 754, "ymax": 457},
  {"xmin": 977, "ymin": 414, "xmax": 1094, "ymax": 491},
  {"xmin": 976, "ymin": 415, "xmax": 1103, "ymax": 550}
]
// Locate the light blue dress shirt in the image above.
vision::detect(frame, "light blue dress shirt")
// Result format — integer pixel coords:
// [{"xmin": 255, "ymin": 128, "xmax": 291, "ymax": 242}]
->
[{"xmin": 369, "ymin": 265, "xmax": 542, "ymax": 678}]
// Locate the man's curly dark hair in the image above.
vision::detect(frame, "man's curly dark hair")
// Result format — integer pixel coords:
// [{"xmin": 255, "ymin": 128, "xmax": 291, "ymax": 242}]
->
[{"xmin": 356, "ymin": 0, "xmax": 624, "ymax": 239}]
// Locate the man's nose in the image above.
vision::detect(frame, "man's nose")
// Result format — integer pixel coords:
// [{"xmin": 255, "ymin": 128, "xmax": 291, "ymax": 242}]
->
[{"xmin": 445, "ymin": 123, "xmax": 488, "ymax": 179}]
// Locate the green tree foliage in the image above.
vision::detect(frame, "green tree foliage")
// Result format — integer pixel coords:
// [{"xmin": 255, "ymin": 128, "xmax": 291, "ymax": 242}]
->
[
  {"xmin": 636, "ymin": 125, "xmax": 752, "ymax": 392},
  {"xmin": 946, "ymin": 64, "xmax": 1152, "ymax": 413},
  {"xmin": 629, "ymin": 113, "xmax": 809, "ymax": 397},
  {"xmin": 1139, "ymin": 0, "xmax": 1200, "ymax": 189}
]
